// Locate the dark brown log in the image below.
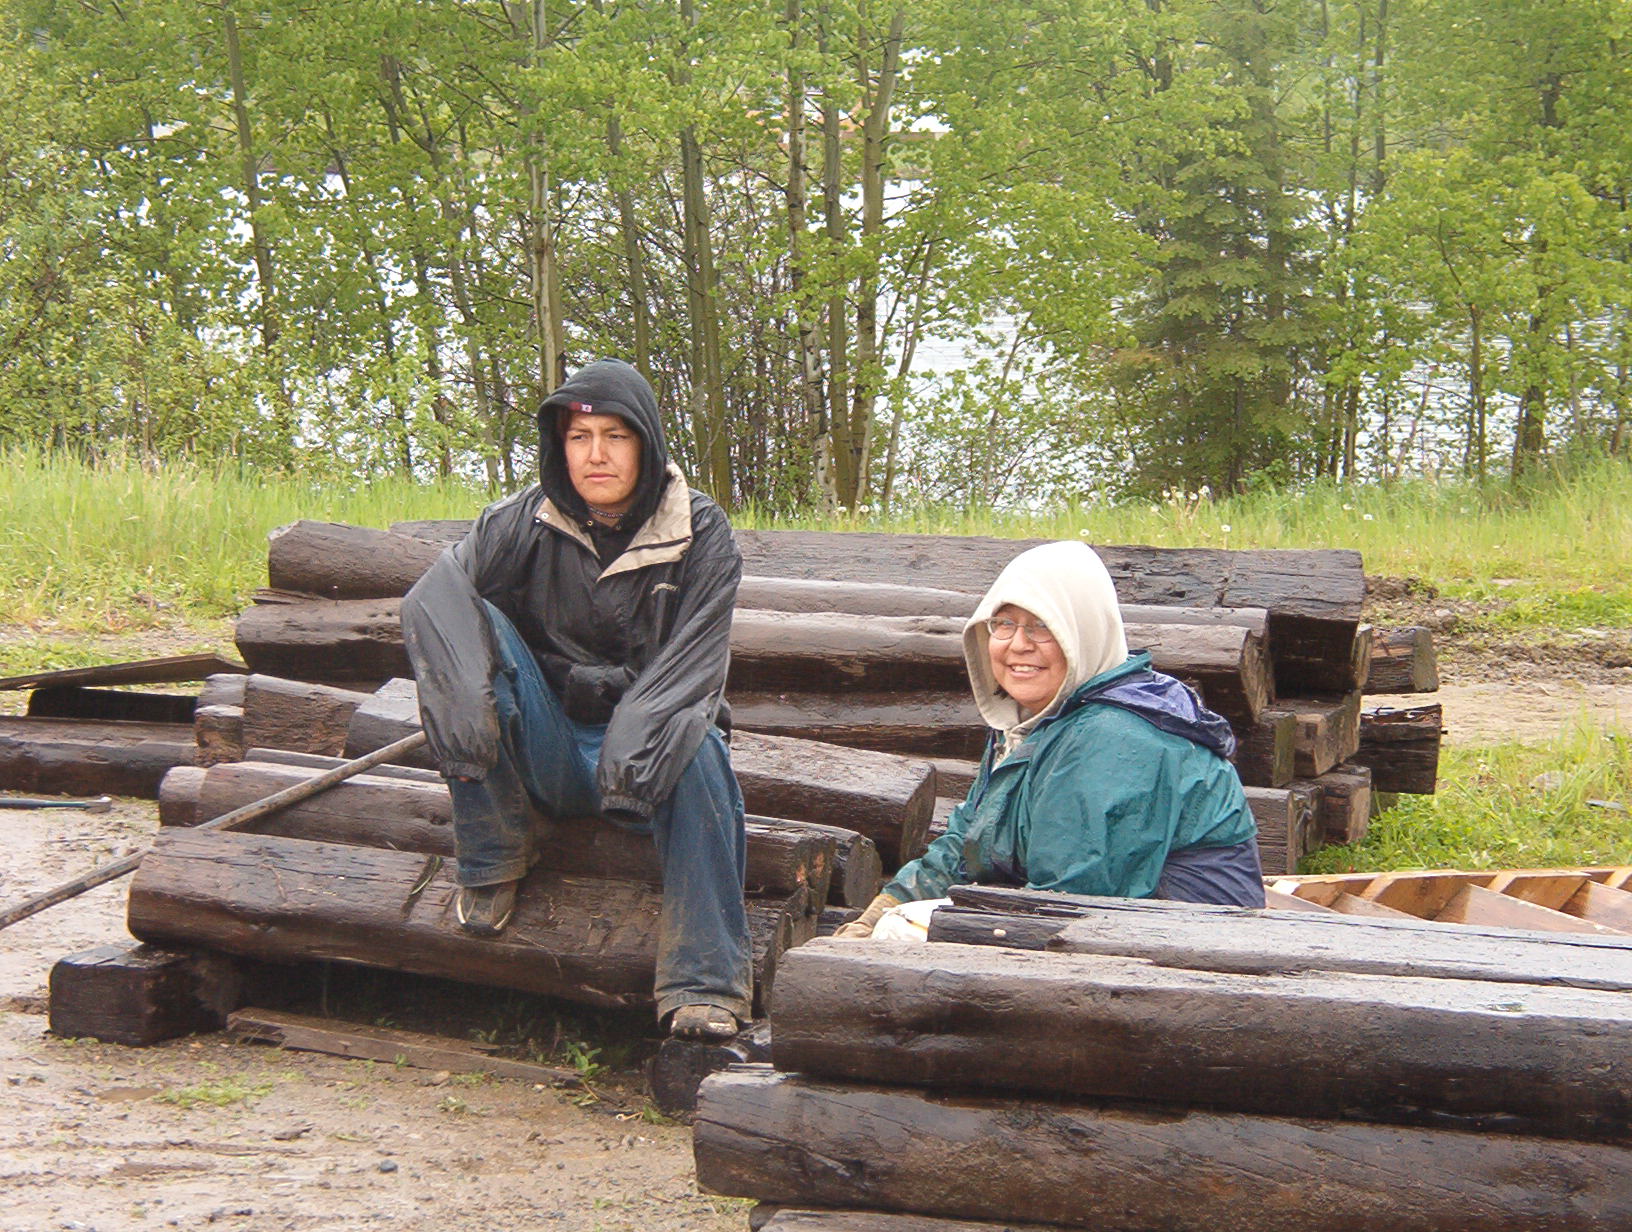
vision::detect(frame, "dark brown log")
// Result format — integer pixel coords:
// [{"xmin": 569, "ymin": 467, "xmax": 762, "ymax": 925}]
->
[
  {"xmin": 730, "ymin": 611, "xmax": 967, "ymax": 694},
  {"xmin": 0, "ymin": 716, "xmax": 196, "ymax": 798},
  {"xmin": 338, "ymin": 683, "xmax": 935, "ymax": 871},
  {"xmin": 159, "ymin": 761, "xmax": 834, "ymax": 902},
  {"xmin": 737, "ymin": 577, "xmax": 978, "ymax": 618},
  {"xmin": 0, "ymin": 653, "xmax": 246, "ymax": 692},
  {"xmin": 1244, "ymin": 784, "xmax": 1317, "ymax": 876},
  {"xmin": 242, "ymin": 746, "xmax": 443, "ymax": 785},
  {"xmin": 729, "ymin": 691, "xmax": 989, "ymax": 761},
  {"xmin": 1121, "ymin": 621, "xmax": 1271, "ymax": 725},
  {"xmin": 770, "ymin": 940, "xmax": 1632, "ymax": 1140},
  {"xmin": 1354, "ymin": 704, "xmax": 1443, "ymax": 794},
  {"xmin": 266, "ymin": 520, "xmax": 445, "ymax": 599},
  {"xmin": 193, "ymin": 705, "xmax": 246, "ymax": 767},
  {"xmin": 1365, "ymin": 627, "xmax": 1440, "ymax": 694},
  {"xmin": 235, "ymin": 598, "xmax": 408, "ymax": 684},
  {"xmin": 694, "ymin": 1067, "xmax": 1632, "ymax": 1232},
  {"xmin": 925, "ymin": 758, "xmax": 979, "ymax": 800},
  {"xmin": 27, "ymin": 687, "xmax": 196, "ymax": 725},
  {"xmin": 924, "ymin": 908, "xmax": 1067, "ymax": 951},
  {"xmin": 1272, "ymin": 622, "xmax": 1373, "ymax": 696},
  {"xmin": 48, "ymin": 942, "xmax": 241, "ymax": 1046},
  {"xmin": 243, "ymin": 675, "xmax": 369, "ymax": 757},
  {"xmin": 127, "ymin": 828, "xmax": 779, "ymax": 1011},
  {"xmin": 1293, "ymin": 762, "xmax": 1373, "ymax": 846},
  {"xmin": 758, "ymin": 1211, "xmax": 1066, "ymax": 1232},
  {"xmin": 1232, "ymin": 711, "xmax": 1295, "ymax": 787},
  {"xmin": 731, "ymin": 732, "xmax": 934, "ymax": 869},
  {"xmin": 748, "ymin": 817, "xmax": 880, "ymax": 909},
  {"xmin": 1262, "ymin": 692, "xmax": 1362, "ymax": 778},
  {"xmin": 343, "ymin": 677, "xmax": 436, "ymax": 767},
  {"xmin": 236, "ymin": 597, "xmax": 1272, "ymax": 723},
  {"xmin": 1032, "ymin": 895, "xmax": 1632, "ymax": 991}
]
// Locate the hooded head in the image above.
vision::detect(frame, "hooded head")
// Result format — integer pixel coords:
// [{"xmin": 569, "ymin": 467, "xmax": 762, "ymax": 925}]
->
[
  {"xmin": 538, "ymin": 358, "xmax": 669, "ymax": 528},
  {"xmin": 963, "ymin": 541, "xmax": 1130, "ymax": 740}
]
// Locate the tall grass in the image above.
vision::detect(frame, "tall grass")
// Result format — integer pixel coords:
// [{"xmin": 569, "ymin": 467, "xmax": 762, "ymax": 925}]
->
[
  {"xmin": 2, "ymin": 445, "xmax": 1629, "ymax": 630},
  {"xmin": 0, "ymin": 446, "xmax": 491, "ymax": 627},
  {"xmin": 1302, "ymin": 722, "xmax": 1632, "ymax": 874}
]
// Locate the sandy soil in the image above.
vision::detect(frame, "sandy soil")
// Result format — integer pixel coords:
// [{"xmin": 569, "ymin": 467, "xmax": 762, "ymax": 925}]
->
[
  {"xmin": 0, "ymin": 805, "xmax": 746, "ymax": 1232},
  {"xmin": 1, "ymin": 600, "xmax": 1628, "ymax": 1232}
]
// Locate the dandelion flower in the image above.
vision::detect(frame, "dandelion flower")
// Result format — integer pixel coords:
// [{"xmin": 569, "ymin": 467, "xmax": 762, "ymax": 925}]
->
[
  {"xmin": 1220, "ymin": 524, "xmax": 1232, "ymax": 533},
  {"xmin": 1362, "ymin": 513, "xmax": 1375, "ymax": 522}
]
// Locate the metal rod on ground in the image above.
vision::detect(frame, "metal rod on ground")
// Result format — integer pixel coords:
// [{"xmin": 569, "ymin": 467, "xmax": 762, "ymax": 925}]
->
[{"xmin": 0, "ymin": 730, "xmax": 430, "ymax": 932}]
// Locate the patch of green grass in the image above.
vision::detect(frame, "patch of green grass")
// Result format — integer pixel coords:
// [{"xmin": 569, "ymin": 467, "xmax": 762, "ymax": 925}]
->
[
  {"xmin": 1455, "ymin": 582, "xmax": 1632, "ymax": 635},
  {"xmin": 1303, "ymin": 722, "xmax": 1632, "ymax": 874},
  {"xmin": 157, "ymin": 1075, "xmax": 275, "ymax": 1109}
]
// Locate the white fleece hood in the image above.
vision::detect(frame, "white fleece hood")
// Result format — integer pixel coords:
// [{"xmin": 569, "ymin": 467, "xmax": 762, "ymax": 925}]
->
[{"xmin": 963, "ymin": 541, "xmax": 1130, "ymax": 744}]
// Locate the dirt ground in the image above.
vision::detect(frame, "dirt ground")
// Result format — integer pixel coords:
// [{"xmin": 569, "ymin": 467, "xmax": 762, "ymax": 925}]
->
[{"xmin": 1, "ymin": 591, "xmax": 1629, "ymax": 1232}]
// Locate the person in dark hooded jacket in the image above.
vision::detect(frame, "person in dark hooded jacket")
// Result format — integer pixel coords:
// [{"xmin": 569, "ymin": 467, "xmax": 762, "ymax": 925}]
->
[
  {"xmin": 838, "ymin": 540, "xmax": 1264, "ymax": 939},
  {"xmin": 400, "ymin": 358, "xmax": 750, "ymax": 1039}
]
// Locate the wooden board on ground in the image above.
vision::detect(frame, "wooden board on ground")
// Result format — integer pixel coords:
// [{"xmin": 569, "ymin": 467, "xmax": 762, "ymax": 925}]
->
[
  {"xmin": 1353, "ymin": 704, "xmax": 1443, "ymax": 794},
  {"xmin": 48, "ymin": 943, "xmax": 242, "ymax": 1046},
  {"xmin": 1364, "ymin": 627, "xmax": 1440, "ymax": 694},
  {"xmin": 0, "ymin": 653, "xmax": 247, "ymax": 692},
  {"xmin": 228, "ymin": 1006, "xmax": 581, "ymax": 1086}
]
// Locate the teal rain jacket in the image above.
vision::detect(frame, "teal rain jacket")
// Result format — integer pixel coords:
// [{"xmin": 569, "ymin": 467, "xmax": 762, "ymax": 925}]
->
[{"xmin": 885, "ymin": 652, "xmax": 1258, "ymax": 903}]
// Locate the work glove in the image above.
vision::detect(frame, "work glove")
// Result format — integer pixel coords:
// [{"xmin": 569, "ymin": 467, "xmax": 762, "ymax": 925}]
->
[
  {"xmin": 833, "ymin": 891, "xmax": 903, "ymax": 939},
  {"xmin": 563, "ymin": 663, "xmax": 634, "ymax": 725}
]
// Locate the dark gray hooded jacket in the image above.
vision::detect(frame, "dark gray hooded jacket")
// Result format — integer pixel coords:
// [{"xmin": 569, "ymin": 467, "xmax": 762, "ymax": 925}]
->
[{"xmin": 400, "ymin": 358, "xmax": 740, "ymax": 821}]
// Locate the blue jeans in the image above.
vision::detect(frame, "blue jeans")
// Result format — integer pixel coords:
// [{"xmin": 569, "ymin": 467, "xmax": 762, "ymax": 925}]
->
[{"xmin": 447, "ymin": 603, "xmax": 752, "ymax": 1023}]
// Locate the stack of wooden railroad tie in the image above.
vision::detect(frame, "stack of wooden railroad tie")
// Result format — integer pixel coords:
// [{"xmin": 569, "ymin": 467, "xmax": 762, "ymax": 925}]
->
[
  {"xmin": 8, "ymin": 522, "xmax": 1443, "ymax": 1055},
  {"xmin": 692, "ymin": 891, "xmax": 1632, "ymax": 1232},
  {"xmin": 230, "ymin": 519, "xmax": 1445, "ymax": 874}
]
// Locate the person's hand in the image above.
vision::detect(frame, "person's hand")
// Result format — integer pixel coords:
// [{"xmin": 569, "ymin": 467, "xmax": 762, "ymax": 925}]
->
[{"xmin": 833, "ymin": 892, "xmax": 903, "ymax": 939}]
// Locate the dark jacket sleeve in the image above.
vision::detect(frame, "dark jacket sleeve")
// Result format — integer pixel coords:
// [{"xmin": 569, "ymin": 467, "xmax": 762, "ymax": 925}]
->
[
  {"xmin": 596, "ymin": 501, "xmax": 741, "ymax": 820},
  {"xmin": 399, "ymin": 498, "xmax": 528, "ymax": 780}
]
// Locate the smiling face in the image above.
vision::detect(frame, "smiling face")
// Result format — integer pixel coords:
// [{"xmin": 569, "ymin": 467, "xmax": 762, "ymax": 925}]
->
[
  {"xmin": 986, "ymin": 603, "xmax": 1068, "ymax": 717},
  {"xmin": 563, "ymin": 410, "xmax": 642, "ymax": 514}
]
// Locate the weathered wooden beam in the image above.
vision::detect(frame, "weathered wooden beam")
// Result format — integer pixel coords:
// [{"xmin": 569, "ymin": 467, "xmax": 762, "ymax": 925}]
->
[
  {"xmin": 1434, "ymin": 884, "xmax": 1630, "ymax": 936},
  {"xmin": 26, "ymin": 687, "xmax": 196, "ymax": 725},
  {"xmin": 228, "ymin": 1006, "xmax": 581, "ymax": 1086},
  {"xmin": 1364, "ymin": 627, "xmax": 1440, "ymax": 694},
  {"xmin": 243, "ymin": 674, "xmax": 370, "ymax": 757},
  {"xmin": 647, "ymin": 1020, "xmax": 772, "ymax": 1119},
  {"xmin": 235, "ymin": 598, "xmax": 408, "ymax": 684},
  {"xmin": 335, "ymin": 681, "xmax": 935, "ymax": 870},
  {"xmin": 48, "ymin": 942, "xmax": 241, "ymax": 1046},
  {"xmin": 1353, "ymin": 704, "xmax": 1443, "ymax": 794},
  {"xmin": 159, "ymin": 761, "xmax": 836, "ymax": 903},
  {"xmin": 1290, "ymin": 762, "xmax": 1372, "ymax": 846},
  {"xmin": 1243, "ymin": 784, "xmax": 1318, "ymax": 876},
  {"xmin": 1232, "ymin": 711, "xmax": 1295, "ymax": 788},
  {"xmin": 694, "ymin": 1067, "xmax": 1632, "ymax": 1232},
  {"xmin": 1031, "ymin": 894, "xmax": 1632, "ymax": 991},
  {"xmin": 1262, "ymin": 692, "xmax": 1362, "ymax": 778},
  {"xmin": 0, "ymin": 716, "xmax": 195, "ymax": 798},
  {"xmin": 266, "ymin": 520, "xmax": 444, "ymax": 600},
  {"xmin": 756, "ymin": 1211, "xmax": 1067, "ymax": 1232},
  {"xmin": 770, "ymin": 939, "xmax": 1632, "ymax": 1139},
  {"xmin": 748, "ymin": 817, "xmax": 882, "ymax": 909},
  {"xmin": 728, "ymin": 691, "xmax": 989, "ymax": 761},
  {"xmin": 128, "ymin": 828, "xmax": 781, "ymax": 1011},
  {"xmin": 923, "ymin": 908, "xmax": 1069, "ymax": 951}
]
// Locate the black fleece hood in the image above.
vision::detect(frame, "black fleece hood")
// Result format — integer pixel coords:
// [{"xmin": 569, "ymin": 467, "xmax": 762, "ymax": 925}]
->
[{"xmin": 538, "ymin": 358, "xmax": 670, "ymax": 529}]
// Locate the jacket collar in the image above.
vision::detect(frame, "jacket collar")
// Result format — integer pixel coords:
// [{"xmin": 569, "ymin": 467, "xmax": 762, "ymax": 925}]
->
[{"xmin": 533, "ymin": 462, "xmax": 694, "ymax": 578}]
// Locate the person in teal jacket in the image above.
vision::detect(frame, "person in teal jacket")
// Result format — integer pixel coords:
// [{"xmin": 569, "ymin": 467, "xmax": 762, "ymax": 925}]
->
[{"xmin": 838, "ymin": 540, "xmax": 1264, "ymax": 938}]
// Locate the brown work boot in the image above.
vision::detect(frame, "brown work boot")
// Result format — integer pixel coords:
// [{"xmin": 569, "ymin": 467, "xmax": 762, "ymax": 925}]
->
[
  {"xmin": 668, "ymin": 1004, "xmax": 741, "ymax": 1041},
  {"xmin": 454, "ymin": 880, "xmax": 518, "ymax": 936}
]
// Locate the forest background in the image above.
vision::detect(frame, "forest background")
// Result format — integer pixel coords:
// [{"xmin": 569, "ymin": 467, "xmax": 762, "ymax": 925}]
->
[{"xmin": 4, "ymin": 0, "xmax": 1630, "ymax": 512}]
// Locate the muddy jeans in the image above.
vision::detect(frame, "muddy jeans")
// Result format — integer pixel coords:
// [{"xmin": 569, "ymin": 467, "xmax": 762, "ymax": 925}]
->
[{"xmin": 447, "ymin": 602, "xmax": 752, "ymax": 1023}]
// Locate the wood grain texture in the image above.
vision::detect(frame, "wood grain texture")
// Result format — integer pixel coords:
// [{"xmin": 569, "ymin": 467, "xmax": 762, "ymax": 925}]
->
[
  {"xmin": 769, "ymin": 939, "xmax": 1632, "ymax": 1138},
  {"xmin": 694, "ymin": 1067, "xmax": 1632, "ymax": 1232}
]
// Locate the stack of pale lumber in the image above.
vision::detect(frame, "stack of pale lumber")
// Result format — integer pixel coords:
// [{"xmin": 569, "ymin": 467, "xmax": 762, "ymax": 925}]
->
[
  {"xmin": 226, "ymin": 520, "xmax": 1444, "ymax": 875},
  {"xmin": 693, "ymin": 905, "xmax": 1632, "ymax": 1232}
]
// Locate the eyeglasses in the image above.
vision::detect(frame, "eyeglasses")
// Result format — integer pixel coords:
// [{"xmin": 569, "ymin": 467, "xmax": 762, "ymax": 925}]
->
[{"xmin": 985, "ymin": 617, "xmax": 1056, "ymax": 644}]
